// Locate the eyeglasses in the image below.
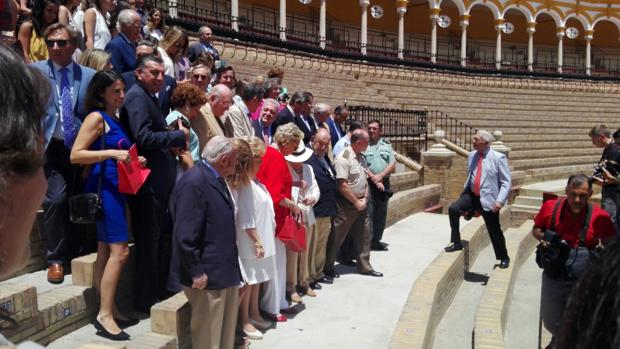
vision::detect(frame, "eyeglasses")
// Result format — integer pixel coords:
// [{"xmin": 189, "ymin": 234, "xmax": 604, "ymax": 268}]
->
[
  {"xmin": 193, "ymin": 74, "xmax": 209, "ymax": 81},
  {"xmin": 45, "ymin": 39, "xmax": 69, "ymax": 47}
]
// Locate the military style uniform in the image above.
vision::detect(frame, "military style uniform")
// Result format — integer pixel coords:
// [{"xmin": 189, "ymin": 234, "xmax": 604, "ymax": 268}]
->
[
  {"xmin": 324, "ymin": 146, "xmax": 373, "ymax": 274},
  {"xmin": 364, "ymin": 138, "xmax": 395, "ymax": 244}
]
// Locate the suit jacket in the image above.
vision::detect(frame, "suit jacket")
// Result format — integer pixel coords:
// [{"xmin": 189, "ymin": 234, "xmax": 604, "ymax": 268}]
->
[
  {"xmin": 271, "ymin": 105, "xmax": 294, "ymax": 135},
  {"xmin": 187, "ymin": 41, "xmax": 220, "ymax": 62},
  {"xmin": 293, "ymin": 114, "xmax": 317, "ymax": 145},
  {"xmin": 120, "ymin": 82, "xmax": 186, "ymax": 195},
  {"xmin": 191, "ymin": 103, "xmax": 234, "ymax": 154},
  {"xmin": 105, "ymin": 33, "xmax": 136, "ymax": 74},
  {"xmin": 226, "ymin": 102, "xmax": 253, "ymax": 137},
  {"xmin": 305, "ymin": 153, "xmax": 337, "ymax": 218},
  {"xmin": 326, "ymin": 117, "xmax": 345, "ymax": 147},
  {"xmin": 122, "ymin": 70, "xmax": 176, "ymax": 116},
  {"xmin": 168, "ymin": 161, "xmax": 241, "ymax": 292},
  {"xmin": 32, "ymin": 60, "xmax": 96, "ymax": 148},
  {"xmin": 463, "ymin": 148, "xmax": 512, "ymax": 211}
]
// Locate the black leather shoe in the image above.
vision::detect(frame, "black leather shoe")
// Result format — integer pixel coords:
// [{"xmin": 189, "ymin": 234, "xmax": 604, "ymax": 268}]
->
[
  {"xmin": 499, "ymin": 258, "xmax": 510, "ymax": 269},
  {"xmin": 319, "ymin": 275, "xmax": 334, "ymax": 284},
  {"xmin": 309, "ymin": 281, "xmax": 322, "ymax": 290},
  {"xmin": 116, "ymin": 317, "xmax": 139, "ymax": 328},
  {"xmin": 371, "ymin": 242, "xmax": 389, "ymax": 251},
  {"xmin": 444, "ymin": 243, "xmax": 463, "ymax": 252},
  {"xmin": 361, "ymin": 270, "xmax": 383, "ymax": 277},
  {"xmin": 337, "ymin": 258, "xmax": 356, "ymax": 267},
  {"xmin": 94, "ymin": 319, "xmax": 131, "ymax": 341}
]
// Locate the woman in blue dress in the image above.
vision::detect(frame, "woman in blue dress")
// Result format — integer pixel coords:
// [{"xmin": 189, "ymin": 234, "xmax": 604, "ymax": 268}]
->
[{"xmin": 70, "ymin": 70, "xmax": 145, "ymax": 341}]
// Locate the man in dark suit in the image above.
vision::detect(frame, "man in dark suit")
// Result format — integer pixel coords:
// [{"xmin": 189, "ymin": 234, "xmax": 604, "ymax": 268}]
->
[
  {"xmin": 105, "ymin": 9, "xmax": 141, "ymax": 73},
  {"xmin": 305, "ymin": 128, "xmax": 338, "ymax": 287},
  {"xmin": 252, "ymin": 98, "xmax": 279, "ymax": 144},
  {"xmin": 121, "ymin": 40, "xmax": 176, "ymax": 116},
  {"xmin": 120, "ymin": 54, "xmax": 189, "ymax": 312},
  {"xmin": 187, "ymin": 26, "xmax": 220, "ymax": 63},
  {"xmin": 327, "ymin": 105, "xmax": 348, "ymax": 147},
  {"xmin": 31, "ymin": 23, "xmax": 96, "ymax": 284},
  {"xmin": 168, "ymin": 136, "xmax": 241, "ymax": 349},
  {"xmin": 272, "ymin": 90, "xmax": 314, "ymax": 143}
]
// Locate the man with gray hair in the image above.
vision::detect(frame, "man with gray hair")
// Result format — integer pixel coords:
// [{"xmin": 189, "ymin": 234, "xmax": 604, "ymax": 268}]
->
[
  {"xmin": 445, "ymin": 130, "xmax": 512, "ymax": 269},
  {"xmin": 191, "ymin": 84, "xmax": 234, "ymax": 154},
  {"xmin": 589, "ymin": 124, "xmax": 620, "ymax": 233},
  {"xmin": 252, "ymin": 98, "xmax": 279, "ymax": 144},
  {"xmin": 105, "ymin": 9, "xmax": 142, "ymax": 73},
  {"xmin": 168, "ymin": 136, "xmax": 240, "ymax": 349},
  {"xmin": 188, "ymin": 26, "xmax": 220, "ymax": 63},
  {"xmin": 313, "ymin": 103, "xmax": 334, "ymax": 161},
  {"xmin": 272, "ymin": 90, "xmax": 314, "ymax": 143}
]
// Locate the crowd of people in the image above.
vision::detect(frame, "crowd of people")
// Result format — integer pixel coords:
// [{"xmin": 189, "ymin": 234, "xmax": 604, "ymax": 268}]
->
[{"xmin": 1, "ymin": 4, "xmax": 398, "ymax": 347}]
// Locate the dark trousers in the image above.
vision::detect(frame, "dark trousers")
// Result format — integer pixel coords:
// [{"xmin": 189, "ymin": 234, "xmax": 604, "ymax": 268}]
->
[
  {"xmin": 601, "ymin": 185, "xmax": 619, "ymax": 234},
  {"xmin": 43, "ymin": 140, "xmax": 90, "ymax": 265},
  {"xmin": 324, "ymin": 198, "xmax": 373, "ymax": 274},
  {"xmin": 448, "ymin": 191, "xmax": 509, "ymax": 260},
  {"xmin": 368, "ymin": 178, "xmax": 391, "ymax": 243},
  {"xmin": 127, "ymin": 191, "xmax": 173, "ymax": 310}
]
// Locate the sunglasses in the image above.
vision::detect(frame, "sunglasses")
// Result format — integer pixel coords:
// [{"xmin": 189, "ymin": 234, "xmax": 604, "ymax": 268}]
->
[
  {"xmin": 45, "ymin": 39, "xmax": 69, "ymax": 47},
  {"xmin": 193, "ymin": 74, "xmax": 209, "ymax": 81}
]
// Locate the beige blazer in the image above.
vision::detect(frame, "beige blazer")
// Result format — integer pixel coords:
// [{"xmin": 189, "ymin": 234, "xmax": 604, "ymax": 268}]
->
[
  {"xmin": 226, "ymin": 102, "xmax": 253, "ymax": 137},
  {"xmin": 191, "ymin": 103, "xmax": 234, "ymax": 154}
]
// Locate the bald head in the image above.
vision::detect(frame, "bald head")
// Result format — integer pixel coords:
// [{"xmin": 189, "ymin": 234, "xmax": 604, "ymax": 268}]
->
[
  {"xmin": 208, "ymin": 84, "xmax": 233, "ymax": 117},
  {"xmin": 350, "ymin": 129, "xmax": 369, "ymax": 154},
  {"xmin": 312, "ymin": 128, "xmax": 331, "ymax": 157}
]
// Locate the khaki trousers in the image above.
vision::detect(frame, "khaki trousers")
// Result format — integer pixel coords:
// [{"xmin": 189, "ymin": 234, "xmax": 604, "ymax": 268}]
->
[
  {"xmin": 286, "ymin": 222, "xmax": 313, "ymax": 290},
  {"xmin": 183, "ymin": 286, "xmax": 239, "ymax": 349},
  {"xmin": 325, "ymin": 198, "xmax": 373, "ymax": 274},
  {"xmin": 308, "ymin": 217, "xmax": 332, "ymax": 282}
]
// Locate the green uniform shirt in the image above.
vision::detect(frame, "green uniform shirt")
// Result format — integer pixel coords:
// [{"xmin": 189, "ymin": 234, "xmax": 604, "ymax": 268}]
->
[{"xmin": 364, "ymin": 138, "xmax": 395, "ymax": 175}]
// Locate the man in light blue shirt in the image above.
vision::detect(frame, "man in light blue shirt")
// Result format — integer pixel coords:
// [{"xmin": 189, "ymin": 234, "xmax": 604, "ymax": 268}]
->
[{"xmin": 332, "ymin": 120, "xmax": 363, "ymax": 158}]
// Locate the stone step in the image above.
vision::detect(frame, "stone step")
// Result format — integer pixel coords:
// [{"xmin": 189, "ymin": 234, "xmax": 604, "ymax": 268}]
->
[
  {"xmin": 473, "ymin": 220, "xmax": 537, "ymax": 348},
  {"xmin": 513, "ymin": 195, "xmax": 542, "ymax": 208},
  {"xmin": 511, "ymin": 155, "xmax": 599, "ymax": 171}
]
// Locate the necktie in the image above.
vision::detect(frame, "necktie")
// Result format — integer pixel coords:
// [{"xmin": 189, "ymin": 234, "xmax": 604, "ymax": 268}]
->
[
  {"xmin": 217, "ymin": 177, "xmax": 232, "ymax": 204},
  {"xmin": 262, "ymin": 127, "xmax": 270, "ymax": 145},
  {"xmin": 60, "ymin": 67, "xmax": 77, "ymax": 149},
  {"xmin": 473, "ymin": 152, "xmax": 484, "ymax": 196}
]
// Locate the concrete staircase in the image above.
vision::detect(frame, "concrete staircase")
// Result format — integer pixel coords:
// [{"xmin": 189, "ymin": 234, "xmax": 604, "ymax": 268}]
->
[{"xmin": 512, "ymin": 180, "xmax": 568, "ymax": 214}]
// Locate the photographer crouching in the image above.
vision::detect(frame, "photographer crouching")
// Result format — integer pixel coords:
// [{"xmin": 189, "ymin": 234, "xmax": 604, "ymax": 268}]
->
[
  {"xmin": 589, "ymin": 124, "xmax": 620, "ymax": 233},
  {"xmin": 533, "ymin": 174, "xmax": 616, "ymax": 348}
]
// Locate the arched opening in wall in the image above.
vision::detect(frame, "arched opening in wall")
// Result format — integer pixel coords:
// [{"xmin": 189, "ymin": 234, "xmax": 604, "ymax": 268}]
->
[
  {"xmin": 562, "ymin": 17, "xmax": 587, "ymax": 71},
  {"xmin": 403, "ymin": 0, "xmax": 432, "ymax": 59},
  {"xmin": 533, "ymin": 12, "xmax": 558, "ymax": 71},
  {"xmin": 466, "ymin": 3, "xmax": 498, "ymax": 67},
  {"xmin": 502, "ymin": 8, "xmax": 529, "ymax": 68},
  {"xmin": 434, "ymin": 0, "xmax": 461, "ymax": 64},
  {"xmin": 592, "ymin": 20, "xmax": 620, "ymax": 74}
]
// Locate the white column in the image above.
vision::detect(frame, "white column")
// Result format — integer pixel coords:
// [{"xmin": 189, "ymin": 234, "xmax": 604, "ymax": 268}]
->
[
  {"xmin": 585, "ymin": 30, "xmax": 593, "ymax": 76},
  {"xmin": 279, "ymin": 0, "xmax": 287, "ymax": 41},
  {"xmin": 430, "ymin": 11, "xmax": 438, "ymax": 63},
  {"xmin": 320, "ymin": 0, "xmax": 326, "ymax": 49},
  {"xmin": 495, "ymin": 20, "xmax": 504, "ymax": 70},
  {"xmin": 231, "ymin": 0, "xmax": 239, "ymax": 32},
  {"xmin": 360, "ymin": 0, "xmax": 369, "ymax": 56},
  {"xmin": 397, "ymin": 2, "xmax": 407, "ymax": 60},
  {"xmin": 460, "ymin": 15, "xmax": 469, "ymax": 67},
  {"xmin": 527, "ymin": 24, "xmax": 535, "ymax": 72},
  {"xmin": 557, "ymin": 29, "xmax": 564, "ymax": 73}
]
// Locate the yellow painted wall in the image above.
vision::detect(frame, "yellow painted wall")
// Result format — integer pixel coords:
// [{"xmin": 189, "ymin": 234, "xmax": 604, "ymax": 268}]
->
[{"xmin": 236, "ymin": 0, "xmax": 620, "ymax": 49}]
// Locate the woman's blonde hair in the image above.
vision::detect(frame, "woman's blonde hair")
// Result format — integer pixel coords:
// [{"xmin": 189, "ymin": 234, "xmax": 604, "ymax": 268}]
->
[
  {"xmin": 274, "ymin": 123, "xmax": 303, "ymax": 148},
  {"xmin": 229, "ymin": 137, "xmax": 266, "ymax": 189},
  {"xmin": 78, "ymin": 48, "xmax": 111, "ymax": 71},
  {"xmin": 160, "ymin": 26, "xmax": 187, "ymax": 59}
]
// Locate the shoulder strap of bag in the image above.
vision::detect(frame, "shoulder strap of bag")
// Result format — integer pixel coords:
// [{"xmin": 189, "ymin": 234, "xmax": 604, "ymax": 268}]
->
[
  {"xmin": 579, "ymin": 203, "xmax": 593, "ymax": 247},
  {"xmin": 97, "ymin": 113, "xmax": 107, "ymax": 197},
  {"xmin": 550, "ymin": 198, "xmax": 564, "ymax": 231}
]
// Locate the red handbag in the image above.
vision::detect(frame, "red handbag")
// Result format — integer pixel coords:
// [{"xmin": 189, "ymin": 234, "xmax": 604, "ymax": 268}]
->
[
  {"xmin": 118, "ymin": 144, "xmax": 151, "ymax": 194},
  {"xmin": 278, "ymin": 213, "xmax": 307, "ymax": 252}
]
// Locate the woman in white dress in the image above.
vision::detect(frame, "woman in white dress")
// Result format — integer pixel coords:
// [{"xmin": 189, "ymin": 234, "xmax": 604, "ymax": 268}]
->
[
  {"xmin": 285, "ymin": 142, "xmax": 320, "ymax": 301},
  {"xmin": 83, "ymin": 0, "xmax": 114, "ymax": 49},
  {"xmin": 158, "ymin": 26, "xmax": 190, "ymax": 81},
  {"xmin": 229, "ymin": 137, "xmax": 276, "ymax": 340}
]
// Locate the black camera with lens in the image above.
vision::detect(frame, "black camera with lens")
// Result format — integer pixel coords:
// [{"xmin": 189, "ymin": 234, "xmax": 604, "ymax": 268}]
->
[
  {"xmin": 590, "ymin": 159, "xmax": 620, "ymax": 182},
  {"xmin": 535, "ymin": 229, "xmax": 571, "ymax": 279}
]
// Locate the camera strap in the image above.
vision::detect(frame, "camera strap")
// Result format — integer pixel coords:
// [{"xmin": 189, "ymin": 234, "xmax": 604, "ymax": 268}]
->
[{"xmin": 550, "ymin": 198, "xmax": 592, "ymax": 246}]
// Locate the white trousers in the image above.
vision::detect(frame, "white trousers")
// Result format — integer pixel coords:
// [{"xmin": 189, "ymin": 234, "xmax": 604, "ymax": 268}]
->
[{"xmin": 260, "ymin": 239, "xmax": 288, "ymax": 314}]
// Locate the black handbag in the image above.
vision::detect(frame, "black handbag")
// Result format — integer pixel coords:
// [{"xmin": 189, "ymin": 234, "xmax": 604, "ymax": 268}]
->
[
  {"xmin": 68, "ymin": 126, "xmax": 106, "ymax": 224},
  {"xmin": 535, "ymin": 199, "xmax": 592, "ymax": 279}
]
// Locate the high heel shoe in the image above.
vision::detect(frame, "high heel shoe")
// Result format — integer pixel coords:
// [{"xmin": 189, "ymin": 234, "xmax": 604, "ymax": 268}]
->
[
  {"xmin": 115, "ymin": 317, "xmax": 139, "ymax": 328},
  {"xmin": 94, "ymin": 319, "xmax": 131, "ymax": 341},
  {"xmin": 242, "ymin": 327, "xmax": 263, "ymax": 340}
]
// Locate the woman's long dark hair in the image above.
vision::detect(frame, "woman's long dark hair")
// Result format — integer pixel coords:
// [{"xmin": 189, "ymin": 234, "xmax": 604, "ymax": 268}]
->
[
  {"xmin": 31, "ymin": 0, "xmax": 60, "ymax": 36},
  {"xmin": 84, "ymin": 69, "xmax": 125, "ymax": 113}
]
